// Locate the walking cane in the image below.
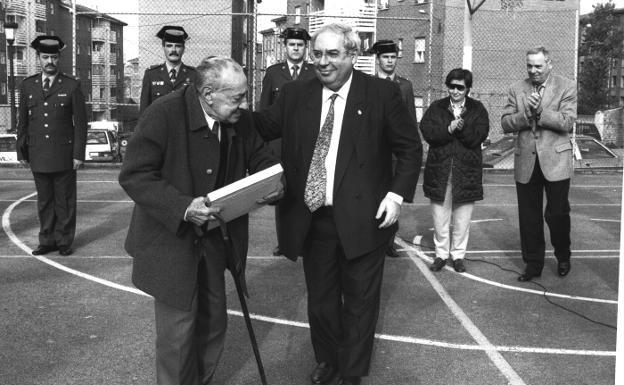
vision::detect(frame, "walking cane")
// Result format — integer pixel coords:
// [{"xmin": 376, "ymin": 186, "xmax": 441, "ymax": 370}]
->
[{"xmin": 212, "ymin": 213, "xmax": 268, "ymax": 385}]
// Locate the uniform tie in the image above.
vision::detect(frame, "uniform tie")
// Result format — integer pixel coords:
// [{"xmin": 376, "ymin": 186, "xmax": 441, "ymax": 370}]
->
[
  {"xmin": 43, "ymin": 77, "xmax": 50, "ymax": 93},
  {"xmin": 291, "ymin": 65, "xmax": 299, "ymax": 80},
  {"xmin": 386, "ymin": 76, "xmax": 392, "ymax": 81},
  {"xmin": 169, "ymin": 68, "xmax": 177, "ymax": 82},
  {"xmin": 304, "ymin": 93, "xmax": 339, "ymax": 212}
]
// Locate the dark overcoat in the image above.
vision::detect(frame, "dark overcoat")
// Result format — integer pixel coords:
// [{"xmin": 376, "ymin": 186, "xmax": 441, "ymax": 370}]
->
[
  {"xmin": 139, "ymin": 62, "xmax": 197, "ymax": 114},
  {"xmin": 119, "ymin": 85, "xmax": 277, "ymax": 311},
  {"xmin": 420, "ymin": 96, "xmax": 490, "ymax": 204},
  {"xmin": 16, "ymin": 72, "xmax": 87, "ymax": 172},
  {"xmin": 254, "ymin": 70, "xmax": 422, "ymax": 260}
]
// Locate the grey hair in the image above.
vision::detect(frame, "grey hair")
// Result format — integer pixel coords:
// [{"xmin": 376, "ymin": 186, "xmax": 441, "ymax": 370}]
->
[
  {"xmin": 195, "ymin": 55, "xmax": 245, "ymax": 91},
  {"xmin": 311, "ymin": 23, "xmax": 361, "ymax": 56},
  {"xmin": 526, "ymin": 46, "xmax": 550, "ymax": 61}
]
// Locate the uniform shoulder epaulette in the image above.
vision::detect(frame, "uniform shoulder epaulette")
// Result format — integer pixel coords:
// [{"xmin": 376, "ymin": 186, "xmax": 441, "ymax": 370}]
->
[
  {"xmin": 60, "ymin": 72, "xmax": 77, "ymax": 80},
  {"xmin": 183, "ymin": 64, "xmax": 196, "ymax": 71},
  {"xmin": 24, "ymin": 73, "xmax": 39, "ymax": 81},
  {"xmin": 148, "ymin": 63, "xmax": 163, "ymax": 71}
]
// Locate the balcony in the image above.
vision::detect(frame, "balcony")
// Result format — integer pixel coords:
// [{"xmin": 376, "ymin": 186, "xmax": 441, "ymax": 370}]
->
[
  {"xmin": 109, "ymin": 52, "xmax": 117, "ymax": 64},
  {"xmin": 354, "ymin": 55, "xmax": 375, "ymax": 76},
  {"xmin": 92, "ymin": 51, "xmax": 106, "ymax": 64},
  {"xmin": 92, "ymin": 27, "xmax": 108, "ymax": 42},
  {"xmin": 5, "ymin": 0, "xmax": 27, "ymax": 17},
  {"xmin": 12, "ymin": 62, "xmax": 28, "ymax": 77},
  {"xmin": 89, "ymin": 97, "xmax": 106, "ymax": 112},
  {"xmin": 91, "ymin": 74, "xmax": 106, "ymax": 86},
  {"xmin": 34, "ymin": 2, "xmax": 46, "ymax": 19},
  {"xmin": 109, "ymin": 32, "xmax": 117, "ymax": 44},
  {"xmin": 13, "ymin": 29, "xmax": 28, "ymax": 46},
  {"xmin": 309, "ymin": 3, "xmax": 377, "ymax": 34}
]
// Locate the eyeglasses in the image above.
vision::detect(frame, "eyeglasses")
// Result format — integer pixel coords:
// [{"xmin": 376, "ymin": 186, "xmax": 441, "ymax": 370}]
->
[{"xmin": 448, "ymin": 84, "xmax": 466, "ymax": 91}]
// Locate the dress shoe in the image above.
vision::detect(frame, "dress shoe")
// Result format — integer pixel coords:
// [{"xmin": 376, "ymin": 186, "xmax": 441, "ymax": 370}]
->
[
  {"xmin": 310, "ymin": 362, "xmax": 336, "ymax": 384},
  {"xmin": 517, "ymin": 271, "xmax": 541, "ymax": 282},
  {"xmin": 32, "ymin": 245, "xmax": 58, "ymax": 255},
  {"xmin": 453, "ymin": 259, "xmax": 466, "ymax": 273},
  {"xmin": 557, "ymin": 261, "xmax": 571, "ymax": 277},
  {"xmin": 430, "ymin": 257, "xmax": 447, "ymax": 271},
  {"xmin": 58, "ymin": 246, "xmax": 73, "ymax": 256},
  {"xmin": 386, "ymin": 245, "xmax": 400, "ymax": 258},
  {"xmin": 272, "ymin": 246, "xmax": 282, "ymax": 256},
  {"xmin": 337, "ymin": 377, "xmax": 361, "ymax": 385}
]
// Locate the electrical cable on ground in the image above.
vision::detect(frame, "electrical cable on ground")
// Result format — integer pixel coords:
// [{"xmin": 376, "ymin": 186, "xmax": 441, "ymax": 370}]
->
[{"xmin": 402, "ymin": 238, "xmax": 617, "ymax": 330}]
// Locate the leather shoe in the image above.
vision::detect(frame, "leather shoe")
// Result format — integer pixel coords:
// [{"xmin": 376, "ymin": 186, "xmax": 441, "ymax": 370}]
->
[
  {"xmin": 58, "ymin": 246, "xmax": 73, "ymax": 256},
  {"xmin": 557, "ymin": 261, "xmax": 571, "ymax": 277},
  {"xmin": 453, "ymin": 259, "xmax": 466, "ymax": 273},
  {"xmin": 310, "ymin": 362, "xmax": 336, "ymax": 384},
  {"xmin": 32, "ymin": 245, "xmax": 58, "ymax": 255},
  {"xmin": 386, "ymin": 245, "xmax": 400, "ymax": 258},
  {"xmin": 338, "ymin": 377, "xmax": 361, "ymax": 385},
  {"xmin": 517, "ymin": 271, "xmax": 541, "ymax": 282},
  {"xmin": 430, "ymin": 257, "xmax": 446, "ymax": 271}
]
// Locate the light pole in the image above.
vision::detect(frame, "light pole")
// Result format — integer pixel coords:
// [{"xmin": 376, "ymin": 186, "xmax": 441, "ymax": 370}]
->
[{"xmin": 5, "ymin": 21, "xmax": 18, "ymax": 133}]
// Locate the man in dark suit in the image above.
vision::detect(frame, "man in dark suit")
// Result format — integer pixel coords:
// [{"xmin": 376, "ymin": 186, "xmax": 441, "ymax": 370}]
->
[
  {"xmin": 16, "ymin": 36, "xmax": 87, "ymax": 256},
  {"xmin": 120, "ymin": 56, "xmax": 278, "ymax": 385},
  {"xmin": 139, "ymin": 26, "xmax": 197, "ymax": 114},
  {"xmin": 259, "ymin": 27, "xmax": 316, "ymax": 257},
  {"xmin": 254, "ymin": 24, "xmax": 422, "ymax": 385},
  {"xmin": 370, "ymin": 39, "xmax": 418, "ymax": 258},
  {"xmin": 501, "ymin": 46, "xmax": 577, "ymax": 282}
]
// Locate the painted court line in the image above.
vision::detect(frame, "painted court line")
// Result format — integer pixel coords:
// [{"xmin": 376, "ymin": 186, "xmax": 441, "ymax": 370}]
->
[
  {"xmin": 2, "ymin": 192, "xmax": 615, "ymax": 358},
  {"xmin": 396, "ymin": 238, "xmax": 618, "ymax": 305},
  {"xmin": 406, "ymin": 249, "xmax": 527, "ymax": 384}
]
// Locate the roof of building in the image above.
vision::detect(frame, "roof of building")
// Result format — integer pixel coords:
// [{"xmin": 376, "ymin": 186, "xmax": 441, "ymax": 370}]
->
[{"xmin": 62, "ymin": 3, "xmax": 128, "ymax": 26}]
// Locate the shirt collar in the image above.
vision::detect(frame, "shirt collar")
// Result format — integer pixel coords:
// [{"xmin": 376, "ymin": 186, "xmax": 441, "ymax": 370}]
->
[
  {"xmin": 286, "ymin": 59, "xmax": 303, "ymax": 69},
  {"xmin": 41, "ymin": 72, "xmax": 58, "ymax": 84},
  {"xmin": 166, "ymin": 62, "xmax": 182, "ymax": 73},
  {"xmin": 378, "ymin": 72, "xmax": 395, "ymax": 81},
  {"xmin": 322, "ymin": 71, "xmax": 353, "ymax": 102}
]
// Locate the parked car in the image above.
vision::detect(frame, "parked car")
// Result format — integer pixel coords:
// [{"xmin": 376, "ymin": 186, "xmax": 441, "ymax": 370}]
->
[
  {"xmin": 0, "ymin": 134, "xmax": 18, "ymax": 164},
  {"xmin": 84, "ymin": 129, "xmax": 122, "ymax": 162}
]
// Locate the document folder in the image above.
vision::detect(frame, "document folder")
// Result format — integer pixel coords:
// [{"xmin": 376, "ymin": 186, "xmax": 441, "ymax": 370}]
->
[{"xmin": 205, "ymin": 163, "xmax": 283, "ymax": 230}]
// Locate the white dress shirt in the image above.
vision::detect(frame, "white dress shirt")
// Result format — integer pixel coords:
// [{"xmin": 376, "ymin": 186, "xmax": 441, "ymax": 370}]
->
[{"xmin": 320, "ymin": 73, "xmax": 403, "ymax": 206}]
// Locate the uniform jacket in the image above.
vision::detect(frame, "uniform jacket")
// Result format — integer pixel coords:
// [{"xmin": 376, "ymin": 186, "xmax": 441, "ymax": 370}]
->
[
  {"xmin": 393, "ymin": 75, "xmax": 417, "ymax": 123},
  {"xmin": 420, "ymin": 96, "xmax": 490, "ymax": 203},
  {"xmin": 259, "ymin": 61, "xmax": 316, "ymax": 110},
  {"xmin": 16, "ymin": 72, "xmax": 87, "ymax": 173},
  {"xmin": 254, "ymin": 70, "xmax": 422, "ymax": 260},
  {"xmin": 501, "ymin": 74, "xmax": 577, "ymax": 183},
  {"xmin": 139, "ymin": 62, "xmax": 197, "ymax": 114},
  {"xmin": 119, "ymin": 85, "xmax": 277, "ymax": 311}
]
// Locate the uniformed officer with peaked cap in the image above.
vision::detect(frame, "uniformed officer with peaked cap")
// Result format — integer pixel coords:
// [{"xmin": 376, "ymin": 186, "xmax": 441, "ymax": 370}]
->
[
  {"xmin": 139, "ymin": 25, "xmax": 197, "ymax": 114},
  {"xmin": 258, "ymin": 27, "xmax": 316, "ymax": 257},
  {"xmin": 16, "ymin": 35, "xmax": 88, "ymax": 256}
]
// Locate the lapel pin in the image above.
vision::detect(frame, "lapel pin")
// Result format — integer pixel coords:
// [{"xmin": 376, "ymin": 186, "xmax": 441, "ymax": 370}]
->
[{"xmin": 357, "ymin": 109, "xmax": 362, "ymax": 115}]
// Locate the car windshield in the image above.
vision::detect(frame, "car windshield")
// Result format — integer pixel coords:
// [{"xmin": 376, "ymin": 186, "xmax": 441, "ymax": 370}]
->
[
  {"xmin": 0, "ymin": 137, "xmax": 16, "ymax": 151},
  {"xmin": 86, "ymin": 131, "xmax": 108, "ymax": 144},
  {"xmin": 577, "ymin": 138, "xmax": 615, "ymax": 159}
]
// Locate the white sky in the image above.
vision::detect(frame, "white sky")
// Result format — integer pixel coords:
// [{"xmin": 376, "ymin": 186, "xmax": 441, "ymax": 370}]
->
[{"xmin": 74, "ymin": 0, "xmax": 623, "ymax": 62}]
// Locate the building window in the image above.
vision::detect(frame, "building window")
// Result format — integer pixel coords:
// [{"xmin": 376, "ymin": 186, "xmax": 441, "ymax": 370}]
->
[
  {"xmin": 414, "ymin": 96, "xmax": 424, "ymax": 122},
  {"xmin": 398, "ymin": 38, "xmax": 403, "ymax": 58},
  {"xmin": 378, "ymin": 0, "xmax": 389, "ymax": 10},
  {"xmin": 414, "ymin": 38, "xmax": 425, "ymax": 63},
  {"xmin": 49, "ymin": 3, "xmax": 55, "ymax": 14},
  {"xmin": 36, "ymin": 20, "xmax": 45, "ymax": 33},
  {"xmin": 77, "ymin": 44, "xmax": 80, "ymax": 55},
  {"xmin": 1, "ymin": 82, "xmax": 6, "ymax": 96},
  {"xmin": 295, "ymin": 6, "xmax": 301, "ymax": 24},
  {"xmin": 111, "ymin": 88, "xmax": 117, "ymax": 98},
  {"xmin": 0, "ymin": 52, "xmax": 5, "ymax": 65},
  {"xmin": 88, "ymin": 69, "xmax": 91, "ymax": 79},
  {"xmin": 612, "ymin": 76, "xmax": 617, "ymax": 88},
  {"xmin": 49, "ymin": 29, "xmax": 55, "ymax": 36}
]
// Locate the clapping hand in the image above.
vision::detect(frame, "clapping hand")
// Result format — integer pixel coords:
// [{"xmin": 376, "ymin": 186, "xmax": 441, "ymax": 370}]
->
[{"xmin": 449, "ymin": 118, "xmax": 464, "ymax": 133}]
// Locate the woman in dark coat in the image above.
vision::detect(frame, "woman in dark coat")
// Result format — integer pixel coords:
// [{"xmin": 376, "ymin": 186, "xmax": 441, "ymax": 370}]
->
[{"xmin": 420, "ymin": 68, "xmax": 490, "ymax": 273}]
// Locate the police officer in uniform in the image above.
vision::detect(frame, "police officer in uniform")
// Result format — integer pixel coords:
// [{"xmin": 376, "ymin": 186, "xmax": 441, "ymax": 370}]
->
[
  {"xmin": 371, "ymin": 39, "xmax": 418, "ymax": 258},
  {"xmin": 16, "ymin": 36, "xmax": 88, "ymax": 256},
  {"xmin": 260, "ymin": 27, "xmax": 315, "ymax": 257},
  {"xmin": 139, "ymin": 26, "xmax": 197, "ymax": 114}
]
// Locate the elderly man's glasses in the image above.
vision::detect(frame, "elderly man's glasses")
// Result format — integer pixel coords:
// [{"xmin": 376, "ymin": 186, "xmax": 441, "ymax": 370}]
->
[{"xmin": 448, "ymin": 84, "xmax": 466, "ymax": 91}]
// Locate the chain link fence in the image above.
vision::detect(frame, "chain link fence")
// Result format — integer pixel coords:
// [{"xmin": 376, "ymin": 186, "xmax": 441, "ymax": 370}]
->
[{"xmin": 44, "ymin": 1, "xmax": 616, "ymax": 170}]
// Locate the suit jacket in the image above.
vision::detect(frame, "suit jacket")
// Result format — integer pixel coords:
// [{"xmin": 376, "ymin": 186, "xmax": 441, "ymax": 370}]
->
[
  {"xmin": 119, "ymin": 85, "xmax": 277, "ymax": 311},
  {"xmin": 501, "ymin": 74, "xmax": 577, "ymax": 183},
  {"xmin": 259, "ymin": 61, "xmax": 316, "ymax": 110},
  {"xmin": 16, "ymin": 72, "xmax": 88, "ymax": 173},
  {"xmin": 254, "ymin": 70, "xmax": 422, "ymax": 260},
  {"xmin": 139, "ymin": 62, "xmax": 197, "ymax": 114}
]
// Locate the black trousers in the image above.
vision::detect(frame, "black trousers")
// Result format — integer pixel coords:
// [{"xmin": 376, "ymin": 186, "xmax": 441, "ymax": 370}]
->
[
  {"xmin": 154, "ymin": 232, "xmax": 228, "ymax": 385},
  {"xmin": 32, "ymin": 169, "xmax": 77, "ymax": 247},
  {"xmin": 515, "ymin": 159, "xmax": 571, "ymax": 274},
  {"xmin": 302, "ymin": 207, "xmax": 386, "ymax": 377}
]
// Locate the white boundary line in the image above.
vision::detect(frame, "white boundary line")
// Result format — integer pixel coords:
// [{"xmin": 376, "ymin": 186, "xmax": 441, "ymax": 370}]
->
[
  {"xmin": 396, "ymin": 238, "xmax": 618, "ymax": 305},
  {"xmin": 406, "ymin": 250, "xmax": 527, "ymax": 384},
  {"xmin": 2, "ymin": 192, "xmax": 616, "ymax": 358}
]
